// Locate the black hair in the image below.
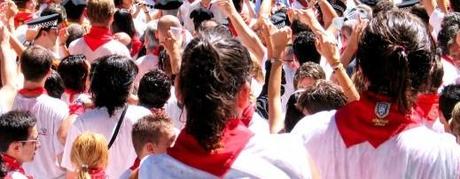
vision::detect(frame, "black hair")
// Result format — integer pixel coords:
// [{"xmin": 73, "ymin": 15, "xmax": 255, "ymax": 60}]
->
[
  {"xmin": 45, "ymin": 70, "xmax": 65, "ymax": 99},
  {"xmin": 179, "ymin": 31, "xmax": 253, "ymax": 151},
  {"xmin": 90, "ymin": 55, "xmax": 138, "ymax": 116},
  {"xmin": 0, "ymin": 111, "xmax": 37, "ymax": 152},
  {"xmin": 284, "ymin": 91, "xmax": 305, "ymax": 132},
  {"xmin": 63, "ymin": 0, "xmax": 86, "ymax": 22},
  {"xmin": 232, "ymin": 0, "xmax": 243, "ymax": 12},
  {"xmin": 357, "ymin": 10, "xmax": 434, "ymax": 112},
  {"xmin": 438, "ymin": 12, "xmax": 460, "ymax": 55},
  {"xmin": 440, "ymin": 84, "xmax": 460, "ymax": 121},
  {"xmin": 112, "ymin": 9, "xmax": 137, "ymax": 38},
  {"xmin": 373, "ymin": 1, "xmax": 396, "ymax": 16},
  {"xmin": 20, "ymin": 46, "xmax": 53, "ymax": 82},
  {"xmin": 451, "ymin": 0, "xmax": 460, "ymax": 12},
  {"xmin": 40, "ymin": 4, "xmax": 67, "ymax": 24},
  {"xmin": 290, "ymin": 20, "xmax": 311, "ymax": 37},
  {"xmin": 190, "ymin": 7, "xmax": 214, "ymax": 32},
  {"xmin": 293, "ymin": 31, "xmax": 321, "ymax": 64},
  {"xmin": 410, "ymin": 5, "xmax": 429, "ymax": 24},
  {"xmin": 138, "ymin": 69, "xmax": 172, "ymax": 109},
  {"xmin": 58, "ymin": 55, "xmax": 90, "ymax": 92}
]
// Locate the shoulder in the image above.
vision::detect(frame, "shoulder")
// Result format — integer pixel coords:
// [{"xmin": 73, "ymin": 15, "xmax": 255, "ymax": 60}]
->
[
  {"xmin": 68, "ymin": 38, "xmax": 85, "ymax": 49},
  {"xmin": 127, "ymin": 105, "xmax": 151, "ymax": 118},
  {"xmin": 291, "ymin": 110, "xmax": 336, "ymax": 137},
  {"xmin": 139, "ymin": 154, "xmax": 215, "ymax": 178}
]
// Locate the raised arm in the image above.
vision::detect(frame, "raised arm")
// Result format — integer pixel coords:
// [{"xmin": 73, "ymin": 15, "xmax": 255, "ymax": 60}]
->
[
  {"xmin": 260, "ymin": 19, "xmax": 292, "ymax": 133},
  {"xmin": 316, "ymin": 31, "xmax": 359, "ymax": 102},
  {"xmin": 0, "ymin": 23, "xmax": 18, "ymax": 111},
  {"xmin": 217, "ymin": 0, "xmax": 266, "ymax": 63},
  {"xmin": 317, "ymin": 0, "xmax": 338, "ymax": 30}
]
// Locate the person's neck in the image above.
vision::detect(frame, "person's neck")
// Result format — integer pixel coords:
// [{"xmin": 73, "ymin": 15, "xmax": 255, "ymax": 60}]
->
[
  {"xmin": 91, "ymin": 23, "xmax": 110, "ymax": 29},
  {"xmin": 3, "ymin": 152, "xmax": 23, "ymax": 165},
  {"xmin": 23, "ymin": 80, "xmax": 46, "ymax": 90},
  {"xmin": 34, "ymin": 37, "xmax": 54, "ymax": 50}
]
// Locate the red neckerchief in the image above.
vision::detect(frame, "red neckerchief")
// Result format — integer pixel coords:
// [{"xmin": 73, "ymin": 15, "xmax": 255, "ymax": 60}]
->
[
  {"xmin": 64, "ymin": 89, "xmax": 80, "ymax": 103},
  {"xmin": 240, "ymin": 104, "xmax": 255, "ymax": 127},
  {"xmin": 88, "ymin": 167, "xmax": 106, "ymax": 179},
  {"xmin": 227, "ymin": 21, "xmax": 238, "ymax": 37},
  {"xmin": 83, "ymin": 26, "xmax": 113, "ymax": 51},
  {"xmin": 129, "ymin": 158, "xmax": 141, "ymax": 171},
  {"xmin": 167, "ymin": 118, "xmax": 254, "ymax": 177},
  {"xmin": 18, "ymin": 87, "xmax": 47, "ymax": 97},
  {"xmin": 131, "ymin": 36, "xmax": 142, "ymax": 57},
  {"xmin": 415, "ymin": 93, "xmax": 439, "ymax": 122},
  {"xmin": 442, "ymin": 55, "xmax": 455, "ymax": 66},
  {"xmin": 152, "ymin": 46, "xmax": 161, "ymax": 56},
  {"xmin": 1, "ymin": 154, "xmax": 32, "ymax": 179},
  {"xmin": 14, "ymin": 11, "xmax": 33, "ymax": 28},
  {"xmin": 335, "ymin": 92, "xmax": 420, "ymax": 148}
]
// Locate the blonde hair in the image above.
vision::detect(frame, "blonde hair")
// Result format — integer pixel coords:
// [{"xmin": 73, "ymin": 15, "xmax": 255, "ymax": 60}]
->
[
  {"xmin": 70, "ymin": 132, "xmax": 109, "ymax": 179},
  {"xmin": 450, "ymin": 102, "xmax": 460, "ymax": 143},
  {"xmin": 87, "ymin": 0, "xmax": 115, "ymax": 25}
]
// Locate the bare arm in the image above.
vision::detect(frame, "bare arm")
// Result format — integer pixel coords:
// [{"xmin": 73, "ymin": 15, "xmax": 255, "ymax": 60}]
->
[
  {"xmin": 218, "ymin": 0, "xmax": 266, "ymax": 63},
  {"xmin": 258, "ymin": 0, "xmax": 274, "ymax": 19},
  {"xmin": 0, "ymin": 24, "xmax": 18, "ymax": 111},
  {"xmin": 317, "ymin": 0, "xmax": 338, "ymax": 30},
  {"xmin": 422, "ymin": 0, "xmax": 437, "ymax": 15}
]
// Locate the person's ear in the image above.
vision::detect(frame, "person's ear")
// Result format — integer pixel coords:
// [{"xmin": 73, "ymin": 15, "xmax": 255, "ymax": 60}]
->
[{"xmin": 145, "ymin": 142, "xmax": 155, "ymax": 153}]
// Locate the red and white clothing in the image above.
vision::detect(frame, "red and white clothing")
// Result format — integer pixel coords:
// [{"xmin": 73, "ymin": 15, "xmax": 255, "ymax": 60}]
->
[
  {"xmin": 292, "ymin": 93, "xmax": 460, "ymax": 179},
  {"xmin": 440, "ymin": 55, "xmax": 460, "ymax": 90},
  {"xmin": 415, "ymin": 93, "xmax": 445, "ymax": 132},
  {"xmin": 139, "ymin": 113, "xmax": 312, "ymax": 178},
  {"xmin": 61, "ymin": 105, "xmax": 151, "ymax": 179},
  {"xmin": 429, "ymin": 8, "xmax": 444, "ymax": 42},
  {"xmin": 69, "ymin": 26, "xmax": 131, "ymax": 63},
  {"xmin": 12, "ymin": 88, "xmax": 69, "ymax": 179},
  {"xmin": 2, "ymin": 154, "xmax": 31, "ymax": 179}
]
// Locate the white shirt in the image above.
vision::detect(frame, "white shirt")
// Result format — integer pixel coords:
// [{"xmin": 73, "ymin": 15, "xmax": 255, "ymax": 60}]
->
[
  {"xmin": 429, "ymin": 8, "xmax": 445, "ymax": 41},
  {"xmin": 138, "ymin": 134, "xmax": 313, "ymax": 178},
  {"xmin": 187, "ymin": 1, "xmax": 228, "ymax": 28},
  {"xmin": 440, "ymin": 57, "xmax": 459, "ymax": 91},
  {"xmin": 179, "ymin": 0, "xmax": 195, "ymax": 32},
  {"xmin": 6, "ymin": 171, "xmax": 29, "ymax": 179},
  {"xmin": 292, "ymin": 110, "xmax": 460, "ymax": 179},
  {"xmin": 68, "ymin": 38, "xmax": 131, "ymax": 63},
  {"xmin": 282, "ymin": 64, "xmax": 296, "ymax": 113},
  {"xmin": 61, "ymin": 105, "xmax": 151, "ymax": 179},
  {"xmin": 13, "ymin": 94, "xmax": 69, "ymax": 179},
  {"xmin": 134, "ymin": 54, "xmax": 159, "ymax": 88}
]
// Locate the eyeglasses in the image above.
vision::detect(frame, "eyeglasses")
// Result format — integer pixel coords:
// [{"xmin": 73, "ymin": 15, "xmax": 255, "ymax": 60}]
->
[{"xmin": 18, "ymin": 138, "xmax": 40, "ymax": 145}]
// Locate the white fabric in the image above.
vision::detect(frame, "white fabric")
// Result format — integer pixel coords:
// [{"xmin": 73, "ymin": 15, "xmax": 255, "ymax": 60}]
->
[
  {"xmin": 282, "ymin": 64, "xmax": 296, "ymax": 113},
  {"xmin": 60, "ymin": 92, "xmax": 90, "ymax": 106},
  {"xmin": 68, "ymin": 38, "xmax": 131, "ymax": 63},
  {"xmin": 248, "ymin": 112, "xmax": 270, "ymax": 134},
  {"xmin": 13, "ymin": 94, "xmax": 68, "ymax": 179},
  {"xmin": 165, "ymin": 87, "xmax": 186, "ymax": 130},
  {"xmin": 138, "ymin": 134, "xmax": 312, "ymax": 179},
  {"xmin": 119, "ymin": 169, "xmax": 132, "ymax": 179},
  {"xmin": 440, "ymin": 57, "xmax": 459, "ymax": 92},
  {"xmin": 292, "ymin": 110, "xmax": 460, "ymax": 179},
  {"xmin": 179, "ymin": 0, "xmax": 195, "ymax": 32},
  {"xmin": 61, "ymin": 105, "xmax": 151, "ymax": 179},
  {"xmin": 429, "ymin": 8, "xmax": 445, "ymax": 41},
  {"xmin": 7, "ymin": 171, "xmax": 29, "ymax": 179},
  {"xmin": 134, "ymin": 54, "xmax": 159, "ymax": 88}
]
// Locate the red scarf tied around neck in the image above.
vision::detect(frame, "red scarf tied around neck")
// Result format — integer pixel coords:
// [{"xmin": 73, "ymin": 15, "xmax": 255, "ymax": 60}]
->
[
  {"xmin": 414, "ymin": 93, "xmax": 439, "ymax": 122},
  {"xmin": 335, "ymin": 92, "xmax": 420, "ymax": 148},
  {"xmin": 83, "ymin": 26, "xmax": 113, "ymax": 51},
  {"xmin": 168, "ymin": 105, "xmax": 255, "ymax": 177},
  {"xmin": 87, "ymin": 167, "xmax": 106, "ymax": 179},
  {"xmin": 1, "ymin": 154, "xmax": 32, "ymax": 179}
]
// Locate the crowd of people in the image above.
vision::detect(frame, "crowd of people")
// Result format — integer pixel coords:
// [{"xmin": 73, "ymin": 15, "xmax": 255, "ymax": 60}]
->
[{"xmin": 0, "ymin": 0, "xmax": 460, "ymax": 177}]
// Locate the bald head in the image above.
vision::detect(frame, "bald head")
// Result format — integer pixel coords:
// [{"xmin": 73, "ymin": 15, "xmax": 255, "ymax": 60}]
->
[{"xmin": 157, "ymin": 15, "xmax": 183, "ymax": 45}]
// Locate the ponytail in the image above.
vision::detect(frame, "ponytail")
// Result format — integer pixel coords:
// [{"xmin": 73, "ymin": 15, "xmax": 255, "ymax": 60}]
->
[{"xmin": 77, "ymin": 165, "xmax": 91, "ymax": 179}]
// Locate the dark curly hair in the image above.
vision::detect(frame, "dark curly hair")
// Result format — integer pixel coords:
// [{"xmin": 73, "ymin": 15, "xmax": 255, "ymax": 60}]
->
[
  {"xmin": 90, "ymin": 55, "xmax": 138, "ymax": 116},
  {"xmin": 138, "ymin": 69, "xmax": 172, "ymax": 109},
  {"xmin": 58, "ymin": 55, "xmax": 90, "ymax": 93},
  {"xmin": 179, "ymin": 31, "xmax": 253, "ymax": 151},
  {"xmin": 357, "ymin": 10, "xmax": 434, "ymax": 112}
]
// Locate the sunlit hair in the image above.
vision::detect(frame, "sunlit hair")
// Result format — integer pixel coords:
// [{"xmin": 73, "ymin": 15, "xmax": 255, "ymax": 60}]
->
[
  {"xmin": 357, "ymin": 10, "xmax": 434, "ymax": 112},
  {"xmin": 70, "ymin": 132, "xmax": 109, "ymax": 179},
  {"xmin": 179, "ymin": 30, "xmax": 253, "ymax": 151}
]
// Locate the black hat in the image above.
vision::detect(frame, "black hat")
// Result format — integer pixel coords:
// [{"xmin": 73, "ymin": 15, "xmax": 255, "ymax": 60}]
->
[
  {"xmin": 26, "ymin": 14, "xmax": 60, "ymax": 28},
  {"xmin": 328, "ymin": 0, "xmax": 347, "ymax": 16},
  {"xmin": 190, "ymin": 7, "xmax": 214, "ymax": 26},
  {"xmin": 271, "ymin": 8, "xmax": 290, "ymax": 29},
  {"xmin": 397, "ymin": 0, "xmax": 419, "ymax": 9},
  {"xmin": 154, "ymin": 0, "xmax": 183, "ymax": 10},
  {"xmin": 62, "ymin": 0, "xmax": 87, "ymax": 6}
]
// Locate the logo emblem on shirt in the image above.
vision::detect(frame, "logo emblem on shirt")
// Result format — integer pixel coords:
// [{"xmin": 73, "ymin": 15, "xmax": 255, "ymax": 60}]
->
[{"xmin": 373, "ymin": 102, "xmax": 390, "ymax": 127}]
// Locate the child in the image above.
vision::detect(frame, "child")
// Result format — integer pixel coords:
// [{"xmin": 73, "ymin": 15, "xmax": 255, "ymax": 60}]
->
[{"xmin": 70, "ymin": 132, "xmax": 109, "ymax": 179}]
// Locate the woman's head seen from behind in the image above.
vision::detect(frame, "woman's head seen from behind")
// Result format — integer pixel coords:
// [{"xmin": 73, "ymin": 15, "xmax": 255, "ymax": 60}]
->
[
  {"xmin": 179, "ymin": 31, "xmax": 253, "ymax": 151},
  {"xmin": 70, "ymin": 132, "xmax": 108, "ymax": 179},
  {"xmin": 357, "ymin": 10, "xmax": 434, "ymax": 112}
]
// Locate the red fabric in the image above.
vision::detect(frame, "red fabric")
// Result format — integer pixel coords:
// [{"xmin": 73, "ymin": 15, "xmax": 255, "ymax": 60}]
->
[
  {"xmin": 442, "ymin": 55, "xmax": 455, "ymax": 66},
  {"xmin": 240, "ymin": 104, "xmax": 255, "ymax": 127},
  {"xmin": 152, "ymin": 46, "xmax": 161, "ymax": 56},
  {"xmin": 227, "ymin": 21, "xmax": 238, "ymax": 37},
  {"xmin": 69, "ymin": 104, "xmax": 85, "ymax": 115},
  {"xmin": 18, "ymin": 87, "xmax": 47, "ymax": 97},
  {"xmin": 14, "ymin": 12, "xmax": 33, "ymax": 28},
  {"xmin": 88, "ymin": 168, "xmax": 106, "ymax": 179},
  {"xmin": 64, "ymin": 89, "xmax": 80, "ymax": 103},
  {"xmin": 130, "ymin": 37, "xmax": 142, "ymax": 57},
  {"xmin": 1, "ymin": 154, "xmax": 32, "ymax": 179},
  {"xmin": 83, "ymin": 26, "xmax": 113, "ymax": 51},
  {"xmin": 129, "ymin": 158, "xmax": 141, "ymax": 171},
  {"xmin": 335, "ymin": 92, "xmax": 420, "ymax": 148},
  {"xmin": 415, "ymin": 93, "xmax": 439, "ymax": 122},
  {"xmin": 167, "ymin": 119, "xmax": 254, "ymax": 177}
]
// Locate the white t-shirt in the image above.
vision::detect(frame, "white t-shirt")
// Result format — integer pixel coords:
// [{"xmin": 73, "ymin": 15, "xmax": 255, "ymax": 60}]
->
[
  {"xmin": 138, "ymin": 134, "xmax": 313, "ymax": 178},
  {"xmin": 61, "ymin": 105, "xmax": 151, "ymax": 179},
  {"xmin": 134, "ymin": 54, "xmax": 159, "ymax": 88},
  {"xmin": 429, "ymin": 8, "xmax": 445, "ymax": 42},
  {"xmin": 6, "ymin": 171, "xmax": 29, "ymax": 179},
  {"xmin": 440, "ymin": 57, "xmax": 459, "ymax": 91},
  {"xmin": 13, "ymin": 94, "xmax": 69, "ymax": 179},
  {"xmin": 179, "ymin": 0, "xmax": 195, "ymax": 32},
  {"xmin": 282, "ymin": 64, "xmax": 296, "ymax": 113},
  {"xmin": 292, "ymin": 110, "xmax": 460, "ymax": 179},
  {"xmin": 69, "ymin": 38, "xmax": 131, "ymax": 63}
]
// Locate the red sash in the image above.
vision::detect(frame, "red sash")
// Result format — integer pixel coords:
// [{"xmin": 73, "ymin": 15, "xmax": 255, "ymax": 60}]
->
[
  {"xmin": 415, "ymin": 93, "xmax": 439, "ymax": 122},
  {"xmin": 83, "ymin": 26, "xmax": 113, "ymax": 51},
  {"xmin": 168, "ymin": 118, "xmax": 254, "ymax": 177},
  {"xmin": 335, "ymin": 92, "xmax": 419, "ymax": 148},
  {"xmin": 18, "ymin": 87, "xmax": 47, "ymax": 97}
]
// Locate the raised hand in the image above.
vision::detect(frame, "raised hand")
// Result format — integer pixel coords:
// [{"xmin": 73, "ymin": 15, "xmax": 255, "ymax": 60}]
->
[{"xmin": 315, "ymin": 31, "xmax": 340, "ymax": 66}]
